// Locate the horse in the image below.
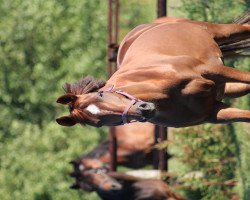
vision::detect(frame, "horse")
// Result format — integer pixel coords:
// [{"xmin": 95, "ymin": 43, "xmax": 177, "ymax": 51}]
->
[
  {"xmin": 56, "ymin": 12, "xmax": 250, "ymax": 128},
  {"xmin": 71, "ymin": 122, "xmax": 155, "ymax": 171},
  {"xmin": 71, "ymin": 170, "xmax": 188, "ymax": 200}
]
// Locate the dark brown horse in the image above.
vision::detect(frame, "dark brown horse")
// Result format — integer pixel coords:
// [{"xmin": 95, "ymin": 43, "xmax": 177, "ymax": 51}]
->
[
  {"xmin": 71, "ymin": 122, "xmax": 155, "ymax": 171},
  {"xmin": 71, "ymin": 171, "xmax": 188, "ymax": 200},
  {"xmin": 57, "ymin": 13, "xmax": 250, "ymax": 128}
]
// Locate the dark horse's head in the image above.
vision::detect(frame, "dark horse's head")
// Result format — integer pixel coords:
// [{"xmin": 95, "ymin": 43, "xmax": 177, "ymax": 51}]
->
[{"xmin": 56, "ymin": 76, "xmax": 155, "ymax": 127}]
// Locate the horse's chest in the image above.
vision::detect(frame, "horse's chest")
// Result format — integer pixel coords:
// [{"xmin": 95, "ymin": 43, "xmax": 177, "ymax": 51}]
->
[
  {"xmin": 152, "ymin": 78, "xmax": 217, "ymax": 127},
  {"xmin": 153, "ymin": 106, "xmax": 208, "ymax": 127}
]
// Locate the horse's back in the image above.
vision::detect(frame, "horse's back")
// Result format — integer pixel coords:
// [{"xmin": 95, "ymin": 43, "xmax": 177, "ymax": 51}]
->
[
  {"xmin": 119, "ymin": 22, "xmax": 223, "ymax": 67},
  {"xmin": 117, "ymin": 23, "xmax": 160, "ymax": 66}
]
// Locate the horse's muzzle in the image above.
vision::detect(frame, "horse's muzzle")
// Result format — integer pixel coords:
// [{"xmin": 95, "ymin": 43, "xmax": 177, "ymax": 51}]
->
[{"xmin": 136, "ymin": 101, "xmax": 155, "ymax": 119}]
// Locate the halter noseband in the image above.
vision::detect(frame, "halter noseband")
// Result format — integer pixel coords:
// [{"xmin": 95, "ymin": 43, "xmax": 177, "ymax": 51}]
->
[
  {"xmin": 83, "ymin": 168, "xmax": 116, "ymax": 190},
  {"xmin": 99, "ymin": 85, "xmax": 142, "ymax": 124}
]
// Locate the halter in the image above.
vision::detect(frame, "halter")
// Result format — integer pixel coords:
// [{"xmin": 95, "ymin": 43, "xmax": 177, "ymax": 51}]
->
[{"xmin": 98, "ymin": 85, "xmax": 142, "ymax": 124}]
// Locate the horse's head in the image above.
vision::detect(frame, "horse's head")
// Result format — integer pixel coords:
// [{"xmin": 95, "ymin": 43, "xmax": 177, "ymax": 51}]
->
[
  {"xmin": 56, "ymin": 76, "xmax": 155, "ymax": 127},
  {"xmin": 70, "ymin": 168, "xmax": 122, "ymax": 192}
]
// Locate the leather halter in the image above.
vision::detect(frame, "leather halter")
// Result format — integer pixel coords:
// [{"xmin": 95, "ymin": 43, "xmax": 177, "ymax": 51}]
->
[{"xmin": 98, "ymin": 85, "xmax": 142, "ymax": 124}]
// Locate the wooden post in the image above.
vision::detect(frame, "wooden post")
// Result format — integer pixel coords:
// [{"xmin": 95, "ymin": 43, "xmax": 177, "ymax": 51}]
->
[
  {"xmin": 154, "ymin": 0, "xmax": 168, "ymax": 171},
  {"xmin": 109, "ymin": 127, "xmax": 117, "ymax": 171},
  {"xmin": 107, "ymin": 0, "xmax": 119, "ymax": 171},
  {"xmin": 157, "ymin": 0, "xmax": 167, "ymax": 17}
]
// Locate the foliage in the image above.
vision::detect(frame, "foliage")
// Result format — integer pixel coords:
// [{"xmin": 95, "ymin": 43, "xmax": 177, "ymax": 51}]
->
[
  {"xmin": 0, "ymin": 122, "xmax": 101, "ymax": 200},
  {"xmin": 180, "ymin": 0, "xmax": 246, "ymax": 22},
  {"xmin": 232, "ymin": 58, "xmax": 250, "ymax": 199},
  {"xmin": 0, "ymin": 0, "xmax": 109, "ymax": 199},
  {"xmin": 170, "ymin": 125, "xmax": 237, "ymax": 200},
  {"xmin": 119, "ymin": 0, "xmax": 156, "ymax": 39}
]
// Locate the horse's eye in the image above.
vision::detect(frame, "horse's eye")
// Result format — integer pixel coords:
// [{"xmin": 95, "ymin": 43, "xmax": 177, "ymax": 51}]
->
[
  {"xmin": 68, "ymin": 104, "xmax": 73, "ymax": 112},
  {"xmin": 97, "ymin": 91, "xmax": 103, "ymax": 97}
]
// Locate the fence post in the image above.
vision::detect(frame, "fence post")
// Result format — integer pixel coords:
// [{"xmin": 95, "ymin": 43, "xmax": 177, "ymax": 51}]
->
[
  {"xmin": 154, "ymin": 0, "xmax": 169, "ymax": 171},
  {"xmin": 107, "ymin": 0, "xmax": 119, "ymax": 171}
]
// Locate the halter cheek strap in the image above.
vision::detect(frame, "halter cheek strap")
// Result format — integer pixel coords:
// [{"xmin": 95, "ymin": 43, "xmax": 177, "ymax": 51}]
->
[
  {"xmin": 99, "ymin": 86, "xmax": 141, "ymax": 124},
  {"xmin": 115, "ymin": 90, "xmax": 140, "ymax": 124}
]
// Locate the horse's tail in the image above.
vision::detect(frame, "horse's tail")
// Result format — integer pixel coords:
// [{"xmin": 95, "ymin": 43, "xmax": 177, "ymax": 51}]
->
[
  {"xmin": 233, "ymin": 9, "xmax": 250, "ymax": 24},
  {"xmin": 218, "ymin": 9, "xmax": 250, "ymax": 58}
]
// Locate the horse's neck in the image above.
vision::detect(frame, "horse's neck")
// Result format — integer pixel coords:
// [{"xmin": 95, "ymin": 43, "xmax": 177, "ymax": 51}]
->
[{"xmin": 105, "ymin": 69, "xmax": 168, "ymax": 102}]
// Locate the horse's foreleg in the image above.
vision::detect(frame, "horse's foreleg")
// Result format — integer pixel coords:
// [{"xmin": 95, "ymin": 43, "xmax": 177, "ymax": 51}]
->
[
  {"xmin": 207, "ymin": 23, "xmax": 250, "ymax": 39},
  {"xmin": 207, "ymin": 102, "xmax": 250, "ymax": 124},
  {"xmin": 199, "ymin": 64, "xmax": 250, "ymax": 84},
  {"xmin": 224, "ymin": 83, "xmax": 250, "ymax": 98}
]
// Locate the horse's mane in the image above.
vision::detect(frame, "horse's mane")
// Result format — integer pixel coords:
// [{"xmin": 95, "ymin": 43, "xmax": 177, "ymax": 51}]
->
[{"xmin": 63, "ymin": 76, "xmax": 106, "ymax": 95}]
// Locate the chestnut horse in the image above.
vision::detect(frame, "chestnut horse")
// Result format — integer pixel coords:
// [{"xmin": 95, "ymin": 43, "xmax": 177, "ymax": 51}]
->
[
  {"xmin": 56, "ymin": 14, "xmax": 250, "ymax": 128},
  {"xmin": 71, "ymin": 122, "xmax": 155, "ymax": 171}
]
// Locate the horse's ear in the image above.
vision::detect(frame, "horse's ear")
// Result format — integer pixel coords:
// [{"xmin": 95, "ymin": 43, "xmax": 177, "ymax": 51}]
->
[
  {"xmin": 56, "ymin": 116, "xmax": 76, "ymax": 126},
  {"xmin": 56, "ymin": 94, "xmax": 77, "ymax": 105}
]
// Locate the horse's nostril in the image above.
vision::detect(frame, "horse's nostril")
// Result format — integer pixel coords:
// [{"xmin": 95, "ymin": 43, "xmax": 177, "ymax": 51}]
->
[
  {"xmin": 138, "ymin": 103, "xmax": 150, "ymax": 110},
  {"xmin": 137, "ymin": 102, "xmax": 155, "ymax": 119},
  {"xmin": 111, "ymin": 183, "xmax": 122, "ymax": 190}
]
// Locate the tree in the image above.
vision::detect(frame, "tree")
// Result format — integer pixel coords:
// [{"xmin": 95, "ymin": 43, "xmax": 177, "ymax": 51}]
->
[
  {"xmin": 0, "ymin": 0, "xmax": 155, "ymax": 199},
  {"xmin": 0, "ymin": 1, "xmax": 107, "ymax": 199}
]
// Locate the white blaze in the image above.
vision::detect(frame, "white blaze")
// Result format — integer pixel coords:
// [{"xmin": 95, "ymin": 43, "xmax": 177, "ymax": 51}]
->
[
  {"xmin": 86, "ymin": 104, "xmax": 100, "ymax": 115},
  {"xmin": 79, "ymin": 165, "xmax": 85, "ymax": 171}
]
